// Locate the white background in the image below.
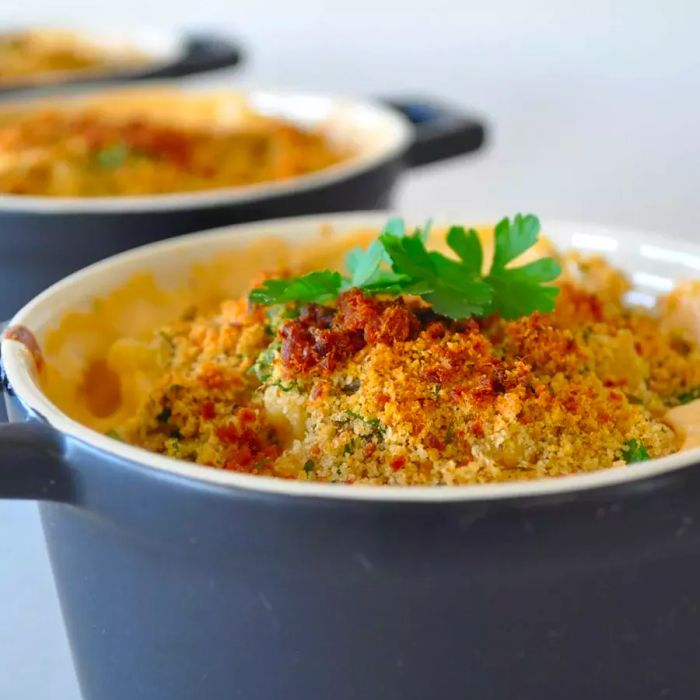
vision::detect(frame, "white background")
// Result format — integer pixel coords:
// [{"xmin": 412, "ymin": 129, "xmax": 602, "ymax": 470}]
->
[{"xmin": 2, "ymin": 1, "xmax": 699, "ymax": 697}]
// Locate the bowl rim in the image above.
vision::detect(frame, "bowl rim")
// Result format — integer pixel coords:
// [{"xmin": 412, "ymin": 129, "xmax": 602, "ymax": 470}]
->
[
  {"xmin": 4, "ymin": 210, "xmax": 700, "ymax": 503},
  {"xmin": 0, "ymin": 86, "xmax": 413, "ymax": 213}
]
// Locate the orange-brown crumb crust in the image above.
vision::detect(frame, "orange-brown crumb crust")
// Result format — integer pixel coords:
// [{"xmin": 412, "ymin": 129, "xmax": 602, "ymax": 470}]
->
[{"xmin": 125, "ymin": 256, "xmax": 700, "ymax": 485}]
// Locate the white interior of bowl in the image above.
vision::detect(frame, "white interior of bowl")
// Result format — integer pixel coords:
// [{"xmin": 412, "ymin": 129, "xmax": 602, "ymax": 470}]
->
[
  {"xmin": 0, "ymin": 87, "xmax": 412, "ymax": 213},
  {"xmin": 4, "ymin": 211, "xmax": 700, "ymax": 502}
]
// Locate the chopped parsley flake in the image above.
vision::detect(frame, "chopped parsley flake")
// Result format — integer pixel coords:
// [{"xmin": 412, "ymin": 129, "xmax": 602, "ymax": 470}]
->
[
  {"xmin": 270, "ymin": 380, "xmax": 299, "ymax": 393},
  {"xmin": 250, "ymin": 342, "xmax": 280, "ymax": 382},
  {"xmin": 678, "ymin": 386, "xmax": 700, "ymax": 405},
  {"xmin": 623, "ymin": 439, "xmax": 651, "ymax": 463},
  {"xmin": 344, "ymin": 410, "xmax": 383, "ymax": 431},
  {"xmin": 95, "ymin": 142, "xmax": 131, "ymax": 169}
]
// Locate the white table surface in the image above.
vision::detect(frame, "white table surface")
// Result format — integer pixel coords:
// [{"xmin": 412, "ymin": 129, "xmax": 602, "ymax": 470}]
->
[{"xmin": 2, "ymin": 2, "xmax": 699, "ymax": 697}]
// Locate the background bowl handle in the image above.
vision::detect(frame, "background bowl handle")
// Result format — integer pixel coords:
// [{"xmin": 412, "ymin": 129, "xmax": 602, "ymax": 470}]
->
[
  {"xmin": 149, "ymin": 33, "xmax": 245, "ymax": 78},
  {"xmin": 382, "ymin": 97, "xmax": 487, "ymax": 168},
  {"xmin": 0, "ymin": 420, "xmax": 71, "ymax": 502}
]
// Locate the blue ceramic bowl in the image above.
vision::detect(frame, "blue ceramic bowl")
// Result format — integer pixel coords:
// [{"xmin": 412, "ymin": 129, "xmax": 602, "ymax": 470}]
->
[
  {"xmin": 0, "ymin": 87, "xmax": 485, "ymax": 319},
  {"xmin": 0, "ymin": 26, "xmax": 244, "ymax": 96},
  {"xmin": 6, "ymin": 213, "xmax": 693, "ymax": 700}
]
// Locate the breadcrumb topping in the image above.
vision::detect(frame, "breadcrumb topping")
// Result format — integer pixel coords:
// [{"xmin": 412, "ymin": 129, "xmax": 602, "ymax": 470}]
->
[{"xmin": 122, "ymin": 252, "xmax": 700, "ymax": 485}]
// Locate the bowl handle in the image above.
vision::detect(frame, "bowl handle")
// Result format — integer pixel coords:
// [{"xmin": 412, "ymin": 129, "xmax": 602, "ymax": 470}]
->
[
  {"xmin": 0, "ymin": 420, "xmax": 71, "ymax": 502},
  {"xmin": 382, "ymin": 97, "xmax": 487, "ymax": 168},
  {"xmin": 153, "ymin": 33, "xmax": 245, "ymax": 78},
  {"xmin": 1, "ymin": 320, "xmax": 72, "ymax": 502}
]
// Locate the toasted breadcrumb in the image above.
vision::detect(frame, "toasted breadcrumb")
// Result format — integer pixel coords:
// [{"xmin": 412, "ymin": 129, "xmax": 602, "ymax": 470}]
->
[{"xmin": 124, "ymin": 252, "xmax": 700, "ymax": 485}]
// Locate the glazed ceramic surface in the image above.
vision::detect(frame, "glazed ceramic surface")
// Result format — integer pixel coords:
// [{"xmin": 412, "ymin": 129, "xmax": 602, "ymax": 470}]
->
[
  {"xmin": 0, "ymin": 90, "xmax": 484, "ymax": 318},
  {"xmin": 0, "ymin": 27, "xmax": 244, "ymax": 95},
  {"xmin": 3, "ymin": 213, "xmax": 698, "ymax": 700}
]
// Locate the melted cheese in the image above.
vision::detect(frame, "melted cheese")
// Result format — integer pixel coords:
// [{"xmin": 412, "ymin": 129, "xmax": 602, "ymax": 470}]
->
[
  {"xmin": 665, "ymin": 400, "xmax": 700, "ymax": 451},
  {"xmin": 37, "ymin": 224, "xmax": 554, "ymax": 432},
  {"xmin": 659, "ymin": 280, "xmax": 700, "ymax": 344}
]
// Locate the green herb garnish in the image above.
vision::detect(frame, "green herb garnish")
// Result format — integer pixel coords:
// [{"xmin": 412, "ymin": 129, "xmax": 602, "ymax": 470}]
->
[
  {"xmin": 248, "ymin": 214, "xmax": 560, "ymax": 321},
  {"xmin": 485, "ymin": 215, "xmax": 561, "ymax": 318},
  {"xmin": 249, "ymin": 271, "xmax": 342, "ymax": 306},
  {"xmin": 270, "ymin": 380, "xmax": 299, "ymax": 393},
  {"xmin": 344, "ymin": 410, "xmax": 384, "ymax": 434},
  {"xmin": 623, "ymin": 439, "xmax": 651, "ymax": 463},
  {"xmin": 378, "ymin": 225, "xmax": 492, "ymax": 318},
  {"xmin": 95, "ymin": 142, "xmax": 131, "ymax": 169},
  {"xmin": 250, "ymin": 342, "xmax": 281, "ymax": 382},
  {"xmin": 105, "ymin": 428, "xmax": 122, "ymax": 441},
  {"xmin": 343, "ymin": 218, "xmax": 431, "ymax": 292},
  {"xmin": 678, "ymin": 386, "xmax": 700, "ymax": 405},
  {"xmin": 303, "ymin": 459, "xmax": 315, "ymax": 474}
]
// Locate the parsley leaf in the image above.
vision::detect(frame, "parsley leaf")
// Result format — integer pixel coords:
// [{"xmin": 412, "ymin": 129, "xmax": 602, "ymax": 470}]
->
[
  {"xmin": 382, "ymin": 217, "xmax": 406, "ymax": 239},
  {"xmin": 343, "ymin": 217, "xmax": 424, "ymax": 291},
  {"xmin": 446, "ymin": 225, "xmax": 483, "ymax": 276},
  {"xmin": 491, "ymin": 214, "xmax": 541, "ymax": 270},
  {"xmin": 486, "ymin": 215, "xmax": 562, "ymax": 319},
  {"xmin": 488, "ymin": 258, "xmax": 561, "ymax": 319},
  {"xmin": 623, "ymin": 439, "xmax": 651, "ymax": 463},
  {"xmin": 415, "ymin": 219, "xmax": 432, "ymax": 242},
  {"xmin": 345, "ymin": 240, "xmax": 390, "ymax": 288},
  {"xmin": 379, "ymin": 230, "xmax": 492, "ymax": 318},
  {"xmin": 248, "ymin": 214, "xmax": 561, "ymax": 322},
  {"xmin": 249, "ymin": 271, "xmax": 342, "ymax": 305}
]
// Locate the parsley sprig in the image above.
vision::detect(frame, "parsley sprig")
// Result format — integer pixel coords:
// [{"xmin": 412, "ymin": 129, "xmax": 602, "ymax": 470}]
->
[
  {"xmin": 249, "ymin": 214, "xmax": 561, "ymax": 321},
  {"xmin": 249, "ymin": 271, "xmax": 342, "ymax": 306}
]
